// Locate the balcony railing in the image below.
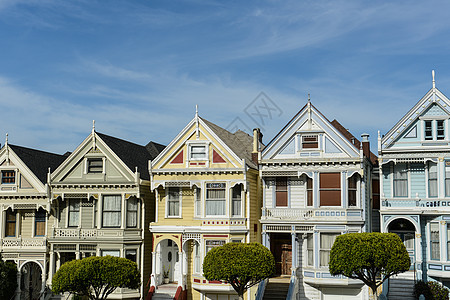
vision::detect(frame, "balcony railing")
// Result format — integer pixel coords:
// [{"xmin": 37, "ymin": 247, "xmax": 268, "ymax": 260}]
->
[
  {"xmin": 2, "ymin": 237, "xmax": 46, "ymax": 249},
  {"xmin": 51, "ymin": 228, "xmax": 141, "ymax": 239},
  {"xmin": 261, "ymin": 207, "xmax": 363, "ymax": 221}
]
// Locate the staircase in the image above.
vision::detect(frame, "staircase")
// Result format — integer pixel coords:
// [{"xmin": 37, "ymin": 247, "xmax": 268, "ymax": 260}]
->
[
  {"xmin": 152, "ymin": 283, "xmax": 178, "ymax": 300},
  {"xmin": 387, "ymin": 271, "xmax": 415, "ymax": 300},
  {"xmin": 263, "ymin": 278, "xmax": 290, "ymax": 300}
]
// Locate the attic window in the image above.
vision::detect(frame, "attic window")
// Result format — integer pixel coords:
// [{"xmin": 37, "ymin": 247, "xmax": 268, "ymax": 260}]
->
[
  {"xmin": 88, "ymin": 158, "xmax": 103, "ymax": 173},
  {"xmin": 302, "ymin": 135, "xmax": 318, "ymax": 149},
  {"xmin": 425, "ymin": 121, "xmax": 433, "ymax": 140},
  {"xmin": 1, "ymin": 170, "xmax": 15, "ymax": 184},
  {"xmin": 190, "ymin": 145, "xmax": 207, "ymax": 160}
]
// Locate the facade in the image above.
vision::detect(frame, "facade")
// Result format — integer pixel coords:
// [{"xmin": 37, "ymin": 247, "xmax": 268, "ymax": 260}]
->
[
  {"xmin": 0, "ymin": 128, "xmax": 165, "ymax": 300},
  {"xmin": 259, "ymin": 101, "xmax": 375, "ymax": 300},
  {"xmin": 149, "ymin": 112, "xmax": 261, "ymax": 300},
  {"xmin": 0, "ymin": 139, "xmax": 66, "ymax": 300},
  {"xmin": 379, "ymin": 74, "xmax": 450, "ymax": 290}
]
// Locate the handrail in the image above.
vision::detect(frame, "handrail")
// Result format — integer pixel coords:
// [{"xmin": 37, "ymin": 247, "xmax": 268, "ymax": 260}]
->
[
  {"xmin": 255, "ymin": 278, "xmax": 268, "ymax": 300},
  {"xmin": 286, "ymin": 275, "xmax": 297, "ymax": 300}
]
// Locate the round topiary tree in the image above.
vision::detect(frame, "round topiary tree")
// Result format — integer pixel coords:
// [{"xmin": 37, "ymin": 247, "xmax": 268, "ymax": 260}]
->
[
  {"xmin": 52, "ymin": 256, "xmax": 140, "ymax": 300},
  {"xmin": 203, "ymin": 242, "xmax": 275, "ymax": 300},
  {"xmin": 329, "ymin": 232, "xmax": 410, "ymax": 300}
]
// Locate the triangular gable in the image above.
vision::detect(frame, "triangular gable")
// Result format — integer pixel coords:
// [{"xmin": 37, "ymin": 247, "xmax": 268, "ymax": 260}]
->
[
  {"xmin": 152, "ymin": 116, "xmax": 246, "ymax": 171},
  {"xmin": 51, "ymin": 132, "xmax": 137, "ymax": 183},
  {"xmin": 0, "ymin": 145, "xmax": 50, "ymax": 194},
  {"xmin": 381, "ymin": 87, "xmax": 450, "ymax": 149},
  {"xmin": 262, "ymin": 102, "xmax": 360, "ymax": 160}
]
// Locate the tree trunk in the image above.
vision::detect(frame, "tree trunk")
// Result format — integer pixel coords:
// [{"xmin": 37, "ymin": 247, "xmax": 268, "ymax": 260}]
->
[{"xmin": 370, "ymin": 285, "xmax": 379, "ymax": 300}]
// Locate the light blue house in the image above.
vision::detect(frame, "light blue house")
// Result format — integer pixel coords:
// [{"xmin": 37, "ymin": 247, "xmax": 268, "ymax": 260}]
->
[{"xmin": 379, "ymin": 71, "xmax": 450, "ymax": 297}]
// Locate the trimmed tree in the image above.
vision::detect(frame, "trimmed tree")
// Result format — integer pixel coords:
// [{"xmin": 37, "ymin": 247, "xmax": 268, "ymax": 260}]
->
[
  {"xmin": 52, "ymin": 256, "xmax": 140, "ymax": 300},
  {"xmin": 203, "ymin": 242, "xmax": 275, "ymax": 300},
  {"xmin": 0, "ymin": 256, "xmax": 18, "ymax": 300},
  {"xmin": 329, "ymin": 232, "xmax": 410, "ymax": 300}
]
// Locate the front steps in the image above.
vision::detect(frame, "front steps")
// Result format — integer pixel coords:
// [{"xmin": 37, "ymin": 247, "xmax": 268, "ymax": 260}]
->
[
  {"xmin": 152, "ymin": 283, "xmax": 178, "ymax": 300},
  {"xmin": 387, "ymin": 271, "xmax": 415, "ymax": 300},
  {"xmin": 263, "ymin": 277, "xmax": 290, "ymax": 300}
]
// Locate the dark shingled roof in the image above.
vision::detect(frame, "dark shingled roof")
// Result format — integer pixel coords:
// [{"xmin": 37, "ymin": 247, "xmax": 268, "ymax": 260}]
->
[
  {"xmin": 200, "ymin": 117, "xmax": 259, "ymax": 169},
  {"xmin": 8, "ymin": 144, "xmax": 67, "ymax": 184},
  {"xmin": 330, "ymin": 120, "xmax": 378, "ymax": 166},
  {"xmin": 96, "ymin": 132, "xmax": 165, "ymax": 180}
]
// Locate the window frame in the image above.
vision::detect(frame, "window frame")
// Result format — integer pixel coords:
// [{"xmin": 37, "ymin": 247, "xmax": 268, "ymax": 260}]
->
[
  {"xmin": 275, "ymin": 177, "xmax": 288, "ymax": 207},
  {"xmin": 306, "ymin": 177, "xmax": 313, "ymax": 207},
  {"xmin": 34, "ymin": 209, "xmax": 46, "ymax": 237},
  {"xmin": 125, "ymin": 249, "xmax": 138, "ymax": 263},
  {"xmin": 348, "ymin": 173, "xmax": 358, "ymax": 207},
  {"xmin": 437, "ymin": 120, "xmax": 445, "ymax": 140},
  {"xmin": 1, "ymin": 170, "xmax": 15, "ymax": 184},
  {"xmin": 231, "ymin": 184, "xmax": 242, "ymax": 217},
  {"xmin": 301, "ymin": 135, "xmax": 319, "ymax": 150},
  {"xmin": 205, "ymin": 183, "xmax": 226, "ymax": 216},
  {"xmin": 5, "ymin": 209, "xmax": 16, "ymax": 237},
  {"xmin": 102, "ymin": 195, "xmax": 122, "ymax": 228},
  {"xmin": 68, "ymin": 198, "xmax": 80, "ymax": 227},
  {"xmin": 430, "ymin": 223, "xmax": 440, "ymax": 261},
  {"xmin": 187, "ymin": 142, "xmax": 209, "ymax": 161},
  {"xmin": 425, "ymin": 120, "xmax": 433, "ymax": 140},
  {"xmin": 428, "ymin": 162, "xmax": 438, "ymax": 198},
  {"xmin": 307, "ymin": 233, "xmax": 314, "ymax": 266},
  {"xmin": 393, "ymin": 163, "xmax": 408, "ymax": 198},
  {"xmin": 167, "ymin": 187, "xmax": 181, "ymax": 218},
  {"xmin": 194, "ymin": 186, "xmax": 202, "ymax": 217},
  {"xmin": 319, "ymin": 233, "xmax": 339, "ymax": 267},
  {"xmin": 126, "ymin": 197, "xmax": 139, "ymax": 228},
  {"xmin": 87, "ymin": 157, "xmax": 103, "ymax": 174},
  {"xmin": 319, "ymin": 173, "xmax": 341, "ymax": 207}
]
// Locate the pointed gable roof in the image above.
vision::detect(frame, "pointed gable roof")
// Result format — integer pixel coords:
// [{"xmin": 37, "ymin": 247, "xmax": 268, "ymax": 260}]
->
[
  {"xmin": 96, "ymin": 132, "xmax": 165, "ymax": 180},
  {"xmin": 381, "ymin": 84, "xmax": 450, "ymax": 150},
  {"xmin": 200, "ymin": 117, "xmax": 259, "ymax": 169},
  {"xmin": 8, "ymin": 144, "xmax": 67, "ymax": 184}
]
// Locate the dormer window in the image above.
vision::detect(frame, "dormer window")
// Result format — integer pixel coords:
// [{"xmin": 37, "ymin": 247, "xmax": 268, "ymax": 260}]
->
[
  {"xmin": 88, "ymin": 158, "xmax": 103, "ymax": 173},
  {"xmin": 424, "ymin": 119, "xmax": 446, "ymax": 141},
  {"xmin": 425, "ymin": 121, "xmax": 433, "ymax": 140},
  {"xmin": 1, "ymin": 170, "xmax": 15, "ymax": 184},
  {"xmin": 437, "ymin": 120, "xmax": 445, "ymax": 140},
  {"xmin": 302, "ymin": 135, "xmax": 318, "ymax": 149}
]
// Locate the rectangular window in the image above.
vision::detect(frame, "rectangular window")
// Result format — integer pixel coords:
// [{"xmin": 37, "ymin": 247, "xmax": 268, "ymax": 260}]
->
[
  {"xmin": 276, "ymin": 177, "xmax": 288, "ymax": 207},
  {"xmin": 102, "ymin": 195, "xmax": 121, "ymax": 227},
  {"xmin": 1, "ymin": 170, "xmax": 15, "ymax": 184},
  {"xmin": 393, "ymin": 164, "xmax": 408, "ymax": 197},
  {"xmin": 429, "ymin": 162, "xmax": 438, "ymax": 198},
  {"xmin": 232, "ymin": 185, "xmax": 242, "ymax": 217},
  {"xmin": 431, "ymin": 223, "xmax": 440, "ymax": 260},
  {"xmin": 437, "ymin": 120, "xmax": 445, "ymax": 140},
  {"xmin": 348, "ymin": 174, "xmax": 358, "ymax": 207},
  {"xmin": 446, "ymin": 161, "xmax": 450, "ymax": 197},
  {"xmin": 126, "ymin": 198, "xmax": 138, "ymax": 228},
  {"xmin": 68, "ymin": 199, "xmax": 80, "ymax": 227},
  {"xmin": 425, "ymin": 120, "xmax": 433, "ymax": 140},
  {"xmin": 319, "ymin": 173, "xmax": 341, "ymax": 206},
  {"xmin": 35, "ymin": 210, "xmax": 46, "ymax": 236},
  {"xmin": 190, "ymin": 145, "xmax": 206, "ymax": 159},
  {"xmin": 307, "ymin": 233, "xmax": 314, "ymax": 266},
  {"xmin": 206, "ymin": 183, "xmax": 226, "ymax": 216},
  {"xmin": 125, "ymin": 249, "xmax": 137, "ymax": 263},
  {"xmin": 302, "ymin": 135, "xmax": 318, "ymax": 149},
  {"xmin": 320, "ymin": 233, "xmax": 339, "ymax": 266},
  {"xmin": 372, "ymin": 178, "xmax": 380, "ymax": 210},
  {"xmin": 102, "ymin": 250, "xmax": 120, "ymax": 257},
  {"xmin": 5, "ymin": 209, "xmax": 16, "ymax": 237},
  {"xmin": 167, "ymin": 188, "xmax": 181, "ymax": 217},
  {"xmin": 88, "ymin": 158, "xmax": 103, "ymax": 173},
  {"xmin": 205, "ymin": 240, "xmax": 226, "ymax": 254},
  {"xmin": 195, "ymin": 187, "xmax": 201, "ymax": 217},
  {"xmin": 307, "ymin": 177, "xmax": 313, "ymax": 206}
]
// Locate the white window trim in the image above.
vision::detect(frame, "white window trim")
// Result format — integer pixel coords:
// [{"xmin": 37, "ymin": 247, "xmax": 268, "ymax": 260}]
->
[
  {"xmin": 84, "ymin": 157, "xmax": 106, "ymax": 174},
  {"xmin": 186, "ymin": 141, "xmax": 210, "ymax": 162},
  {"xmin": 205, "ymin": 182, "xmax": 227, "ymax": 217},
  {"xmin": 166, "ymin": 187, "xmax": 182, "ymax": 218},
  {"xmin": 101, "ymin": 194, "xmax": 123, "ymax": 228}
]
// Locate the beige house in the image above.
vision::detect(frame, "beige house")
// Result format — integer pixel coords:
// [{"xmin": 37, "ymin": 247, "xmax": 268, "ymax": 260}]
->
[{"xmin": 149, "ymin": 112, "xmax": 262, "ymax": 300}]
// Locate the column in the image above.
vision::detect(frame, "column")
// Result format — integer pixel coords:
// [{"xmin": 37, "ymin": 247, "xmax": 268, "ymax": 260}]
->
[
  {"xmin": 49, "ymin": 249, "xmax": 55, "ymax": 286},
  {"xmin": 313, "ymin": 171, "xmax": 319, "ymax": 208},
  {"xmin": 41, "ymin": 265, "xmax": 47, "ymax": 299},
  {"xmin": 15, "ymin": 270, "xmax": 21, "ymax": 300},
  {"xmin": 291, "ymin": 232, "xmax": 297, "ymax": 275},
  {"xmin": 178, "ymin": 251, "xmax": 184, "ymax": 288},
  {"xmin": 150, "ymin": 252, "xmax": 156, "ymax": 287}
]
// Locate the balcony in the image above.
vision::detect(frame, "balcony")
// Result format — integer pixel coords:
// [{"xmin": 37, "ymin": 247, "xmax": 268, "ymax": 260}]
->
[
  {"xmin": 50, "ymin": 228, "xmax": 142, "ymax": 240},
  {"xmin": 1, "ymin": 237, "xmax": 47, "ymax": 250},
  {"xmin": 261, "ymin": 207, "xmax": 363, "ymax": 222}
]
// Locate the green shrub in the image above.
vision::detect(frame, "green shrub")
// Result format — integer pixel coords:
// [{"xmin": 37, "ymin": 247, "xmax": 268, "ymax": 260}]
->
[
  {"xmin": 0, "ymin": 258, "xmax": 18, "ymax": 300},
  {"xmin": 428, "ymin": 281, "xmax": 449, "ymax": 300},
  {"xmin": 414, "ymin": 280, "xmax": 432, "ymax": 299}
]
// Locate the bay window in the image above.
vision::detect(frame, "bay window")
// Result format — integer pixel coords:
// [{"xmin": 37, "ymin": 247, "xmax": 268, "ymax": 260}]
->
[
  {"xmin": 320, "ymin": 233, "xmax": 339, "ymax": 266},
  {"xmin": 102, "ymin": 195, "xmax": 121, "ymax": 227},
  {"xmin": 206, "ymin": 183, "xmax": 226, "ymax": 216}
]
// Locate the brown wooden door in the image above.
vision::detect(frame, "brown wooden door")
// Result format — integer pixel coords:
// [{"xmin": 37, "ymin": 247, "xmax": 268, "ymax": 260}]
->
[
  {"xmin": 281, "ymin": 244, "xmax": 292, "ymax": 275},
  {"xmin": 270, "ymin": 233, "xmax": 292, "ymax": 275}
]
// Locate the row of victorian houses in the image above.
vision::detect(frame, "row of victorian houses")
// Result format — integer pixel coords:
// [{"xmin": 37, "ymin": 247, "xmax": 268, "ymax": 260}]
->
[{"xmin": 1, "ymin": 73, "xmax": 450, "ymax": 300}]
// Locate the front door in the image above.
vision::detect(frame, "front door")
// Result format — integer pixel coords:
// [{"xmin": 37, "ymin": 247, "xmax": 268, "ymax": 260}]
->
[
  {"xmin": 270, "ymin": 233, "xmax": 292, "ymax": 275},
  {"xmin": 393, "ymin": 232, "xmax": 415, "ymax": 270}
]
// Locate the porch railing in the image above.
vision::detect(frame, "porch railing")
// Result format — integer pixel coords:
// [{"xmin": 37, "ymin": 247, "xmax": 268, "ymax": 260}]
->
[
  {"xmin": 2, "ymin": 237, "xmax": 46, "ymax": 248},
  {"xmin": 51, "ymin": 228, "xmax": 141, "ymax": 239},
  {"xmin": 261, "ymin": 207, "xmax": 363, "ymax": 221}
]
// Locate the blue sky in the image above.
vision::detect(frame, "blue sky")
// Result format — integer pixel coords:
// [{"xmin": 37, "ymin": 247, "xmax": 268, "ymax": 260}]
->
[{"xmin": 1, "ymin": 0, "xmax": 450, "ymax": 155}]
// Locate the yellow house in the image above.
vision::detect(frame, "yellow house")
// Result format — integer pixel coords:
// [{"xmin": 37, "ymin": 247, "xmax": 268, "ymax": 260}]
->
[{"xmin": 149, "ymin": 111, "xmax": 262, "ymax": 300}]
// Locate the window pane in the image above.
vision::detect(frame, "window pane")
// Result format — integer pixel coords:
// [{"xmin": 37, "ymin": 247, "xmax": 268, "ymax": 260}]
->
[
  {"xmin": 394, "ymin": 164, "xmax": 408, "ymax": 197},
  {"xmin": 431, "ymin": 223, "xmax": 440, "ymax": 260},
  {"xmin": 102, "ymin": 195, "xmax": 121, "ymax": 227},
  {"xmin": 302, "ymin": 135, "xmax": 318, "ymax": 149},
  {"xmin": 126, "ymin": 249, "xmax": 137, "ymax": 262},
  {"xmin": 102, "ymin": 250, "xmax": 120, "ymax": 257},
  {"xmin": 320, "ymin": 233, "xmax": 338, "ymax": 266},
  {"xmin": 429, "ymin": 163, "xmax": 438, "ymax": 197},
  {"xmin": 425, "ymin": 120, "xmax": 433, "ymax": 140},
  {"xmin": 127, "ymin": 198, "xmax": 138, "ymax": 227},
  {"xmin": 5, "ymin": 210, "xmax": 15, "ymax": 237},
  {"xmin": 168, "ymin": 188, "xmax": 180, "ymax": 216},
  {"xmin": 2, "ymin": 170, "xmax": 15, "ymax": 184},
  {"xmin": 68, "ymin": 199, "xmax": 80, "ymax": 227},
  {"xmin": 276, "ymin": 178, "xmax": 288, "ymax": 207},
  {"xmin": 190, "ymin": 145, "xmax": 206, "ymax": 159},
  {"xmin": 437, "ymin": 120, "xmax": 445, "ymax": 140},
  {"xmin": 88, "ymin": 158, "xmax": 103, "ymax": 173},
  {"xmin": 35, "ymin": 210, "xmax": 46, "ymax": 236},
  {"xmin": 348, "ymin": 174, "xmax": 358, "ymax": 207},
  {"xmin": 206, "ymin": 184, "xmax": 225, "ymax": 216},
  {"xmin": 232, "ymin": 185, "xmax": 242, "ymax": 216},
  {"xmin": 307, "ymin": 177, "xmax": 313, "ymax": 206},
  {"xmin": 307, "ymin": 234, "xmax": 313, "ymax": 266}
]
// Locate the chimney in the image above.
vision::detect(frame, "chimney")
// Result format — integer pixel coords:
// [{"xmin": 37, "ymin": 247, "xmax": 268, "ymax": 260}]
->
[
  {"xmin": 361, "ymin": 133, "xmax": 370, "ymax": 158},
  {"xmin": 252, "ymin": 128, "xmax": 260, "ymax": 164}
]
